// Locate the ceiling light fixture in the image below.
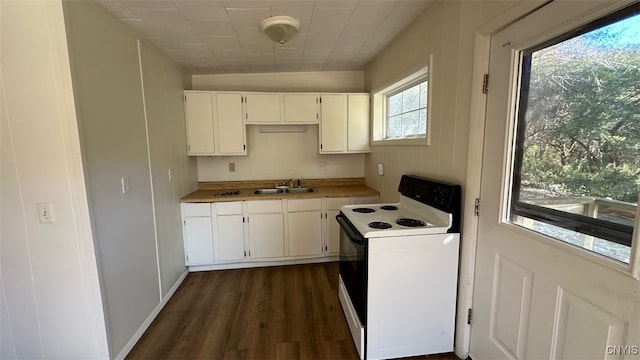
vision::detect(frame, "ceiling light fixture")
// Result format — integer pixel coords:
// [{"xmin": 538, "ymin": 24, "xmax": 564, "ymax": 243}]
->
[{"xmin": 260, "ymin": 15, "xmax": 300, "ymax": 44}]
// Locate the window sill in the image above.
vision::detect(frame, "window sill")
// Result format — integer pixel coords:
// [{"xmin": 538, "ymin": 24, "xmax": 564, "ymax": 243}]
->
[{"xmin": 371, "ymin": 138, "xmax": 429, "ymax": 146}]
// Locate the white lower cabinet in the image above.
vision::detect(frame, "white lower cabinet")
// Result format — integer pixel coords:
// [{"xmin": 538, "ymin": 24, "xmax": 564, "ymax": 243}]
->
[
  {"xmin": 288, "ymin": 199, "xmax": 323, "ymax": 257},
  {"xmin": 246, "ymin": 200, "xmax": 285, "ymax": 259},
  {"xmin": 182, "ymin": 195, "xmax": 378, "ymax": 268},
  {"xmin": 214, "ymin": 201, "xmax": 245, "ymax": 262},
  {"xmin": 324, "ymin": 197, "xmax": 350, "ymax": 256},
  {"xmin": 182, "ymin": 203, "xmax": 214, "ymax": 265}
]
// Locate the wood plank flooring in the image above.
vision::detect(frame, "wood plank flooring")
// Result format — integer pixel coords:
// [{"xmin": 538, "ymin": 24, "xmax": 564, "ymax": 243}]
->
[{"xmin": 126, "ymin": 262, "xmax": 460, "ymax": 360}]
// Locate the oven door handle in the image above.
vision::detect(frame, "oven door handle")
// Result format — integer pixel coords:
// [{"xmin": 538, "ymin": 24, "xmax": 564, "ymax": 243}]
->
[{"xmin": 336, "ymin": 213, "xmax": 366, "ymax": 245}]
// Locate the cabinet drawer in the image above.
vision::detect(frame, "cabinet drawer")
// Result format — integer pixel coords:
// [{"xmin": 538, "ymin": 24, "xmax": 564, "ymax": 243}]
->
[
  {"xmin": 182, "ymin": 203, "xmax": 211, "ymax": 217},
  {"xmin": 247, "ymin": 200, "xmax": 282, "ymax": 213},
  {"xmin": 215, "ymin": 201, "xmax": 243, "ymax": 215},
  {"xmin": 326, "ymin": 197, "xmax": 350, "ymax": 210},
  {"xmin": 288, "ymin": 198, "xmax": 322, "ymax": 212}
]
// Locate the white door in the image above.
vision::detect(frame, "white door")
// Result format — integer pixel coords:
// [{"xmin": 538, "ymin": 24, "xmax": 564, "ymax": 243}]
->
[
  {"xmin": 320, "ymin": 94, "xmax": 346, "ymax": 153},
  {"xmin": 283, "ymin": 94, "xmax": 318, "ymax": 123},
  {"xmin": 184, "ymin": 92, "xmax": 214, "ymax": 155},
  {"xmin": 183, "ymin": 217, "xmax": 213, "ymax": 265},
  {"xmin": 244, "ymin": 93, "xmax": 281, "ymax": 123},
  {"xmin": 216, "ymin": 215, "xmax": 245, "ymax": 262},
  {"xmin": 248, "ymin": 213, "xmax": 285, "ymax": 259},
  {"xmin": 347, "ymin": 94, "xmax": 370, "ymax": 152},
  {"xmin": 215, "ymin": 93, "xmax": 246, "ymax": 155},
  {"xmin": 470, "ymin": 2, "xmax": 639, "ymax": 359},
  {"xmin": 288, "ymin": 211, "xmax": 323, "ymax": 257}
]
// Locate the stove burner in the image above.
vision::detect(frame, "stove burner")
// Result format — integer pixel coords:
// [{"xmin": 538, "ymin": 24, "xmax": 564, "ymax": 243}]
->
[
  {"xmin": 380, "ymin": 205, "xmax": 398, "ymax": 211},
  {"xmin": 368, "ymin": 221, "xmax": 392, "ymax": 229},
  {"xmin": 215, "ymin": 190, "xmax": 240, "ymax": 197},
  {"xmin": 396, "ymin": 218, "xmax": 427, "ymax": 228},
  {"xmin": 353, "ymin": 207, "xmax": 376, "ymax": 213}
]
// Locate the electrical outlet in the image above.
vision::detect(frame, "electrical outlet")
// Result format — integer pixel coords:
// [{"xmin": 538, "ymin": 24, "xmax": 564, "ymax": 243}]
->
[
  {"xmin": 319, "ymin": 160, "xmax": 327, "ymax": 170},
  {"xmin": 228, "ymin": 162, "xmax": 236, "ymax": 172},
  {"xmin": 37, "ymin": 202, "xmax": 55, "ymax": 223}
]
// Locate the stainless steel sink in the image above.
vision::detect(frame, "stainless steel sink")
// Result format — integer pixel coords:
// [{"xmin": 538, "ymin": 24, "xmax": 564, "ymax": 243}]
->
[
  {"xmin": 252, "ymin": 187, "xmax": 315, "ymax": 195},
  {"xmin": 285, "ymin": 187, "xmax": 315, "ymax": 193}
]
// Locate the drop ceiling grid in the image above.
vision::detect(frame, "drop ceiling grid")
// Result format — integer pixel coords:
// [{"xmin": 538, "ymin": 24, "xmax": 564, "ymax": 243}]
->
[{"xmin": 96, "ymin": 0, "xmax": 433, "ymax": 74}]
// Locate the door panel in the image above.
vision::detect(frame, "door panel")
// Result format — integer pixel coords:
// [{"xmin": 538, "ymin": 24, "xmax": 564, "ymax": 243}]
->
[{"xmin": 470, "ymin": 2, "xmax": 639, "ymax": 359}]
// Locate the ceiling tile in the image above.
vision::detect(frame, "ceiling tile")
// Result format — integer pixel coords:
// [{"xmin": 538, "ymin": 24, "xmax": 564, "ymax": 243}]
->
[
  {"xmin": 175, "ymin": 1, "xmax": 229, "ymax": 22},
  {"xmin": 192, "ymin": 20, "xmax": 235, "ymax": 37},
  {"xmin": 121, "ymin": 0, "xmax": 176, "ymax": 9},
  {"xmin": 95, "ymin": 0, "xmax": 433, "ymax": 74},
  {"xmin": 223, "ymin": 0, "xmax": 270, "ymax": 10},
  {"xmin": 129, "ymin": 9, "xmax": 192, "ymax": 30},
  {"xmin": 270, "ymin": 0, "xmax": 314, "ymax": 18},
  {"xmin": 314, "ymin": 0, "xmax": 357, "ymax": 10},
  {"xmin": 162, "ymin": 29, "xmax": 202, "ymax": 44},
  {"xmin": 203, "ymin": 36, "xmax": 242, "ymax": 50}
]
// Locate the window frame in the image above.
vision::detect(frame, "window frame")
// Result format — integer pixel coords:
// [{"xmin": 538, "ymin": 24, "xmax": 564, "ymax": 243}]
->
[
  {"xmin": 371, "ymin": 57, "xmax": 432, "ymax": 146},
  {"xmin": 508, "ymin": 5, "xmax": 639, "ymax": 249}
]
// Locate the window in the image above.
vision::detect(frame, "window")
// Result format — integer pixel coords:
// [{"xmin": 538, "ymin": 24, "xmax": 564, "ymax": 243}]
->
[
  {"xmin": 386, "ymin": 81, "xmax": 427, "ymax": 139},
  {"xmin": 372, "ymin": 61, "xmax": 431, "ymax": 145},
  {"xmin": 509, "ymin": 5, "xmax": 640, "ymax": 264}
]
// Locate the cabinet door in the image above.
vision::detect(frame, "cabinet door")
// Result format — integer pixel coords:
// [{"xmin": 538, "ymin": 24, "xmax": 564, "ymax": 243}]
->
[
  {"xmin": 347, "ymin": 94, "xmax": 371, "ymax": 152},
  {"xmin": 320, "ymin": 94, "xmax": 347, "ymax": 153},
  {"xmin": 248, "ymin": 213, "xmax": 284, "ymax": 259},
  {"xmin": 245, "ymin": 93, "xmax": 281, "ymax": 123},
  {"xmin": 283, "ymin": 94, "xmax": 318, "ymax": 123},
  {"xmin": 215, "ymin": 93, "xmax": 246, "ymax": 155},
  {"xmin": 288, "ymin": 211, "xmax": 323, "ymax": 257},
  {"xmin": 183, "ymin": 217, "xmax": 214, "ymax": 265},
  {"xmin": 184, "ymin": 92, "xmax": 215, "ymax": 155},
  {"xmin": 216, "ymin": 214, "xmax": 245, "ymax": 262}
]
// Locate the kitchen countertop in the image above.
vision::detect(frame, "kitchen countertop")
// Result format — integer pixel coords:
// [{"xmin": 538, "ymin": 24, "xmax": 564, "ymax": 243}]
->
[{"xmin": 180, "ymin": 178, "xmax": 379, "ymax": 203}]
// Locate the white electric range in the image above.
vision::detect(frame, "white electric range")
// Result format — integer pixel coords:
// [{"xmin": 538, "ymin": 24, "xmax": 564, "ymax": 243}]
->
[{"xmin": 337, "ymin": 175, "xmax": 461, "ymax": 360}]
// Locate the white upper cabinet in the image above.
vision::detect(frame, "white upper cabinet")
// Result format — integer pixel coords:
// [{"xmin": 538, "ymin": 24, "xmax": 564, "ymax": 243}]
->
[
  {"xmin": 215, "ymin": 93, "xmax": 247, "ymax": 155},
  {"xmin": 283, "ymin": 93, "xmax": 319, "ymax": 123},
  {"xmin": 184, "ymin": 91, "xmax": 215, "ymax": 155},
  {"xmin": 319, "ymin": 93, "xmax": 370, "ymax": 154},
  {"xmin": 244, "ymin": 93, "xmax": 281, "ymax": 124},
  {"xmin": 184, "ymin": 91, "xmax": 246, "ymax": 156},
  {"xmin": 319, "ymin": 94, "xmax": 347, "ymax": 153},
  {"xmin": 347, "ymin": 94, "xmax": 371, "ymax": 152}
]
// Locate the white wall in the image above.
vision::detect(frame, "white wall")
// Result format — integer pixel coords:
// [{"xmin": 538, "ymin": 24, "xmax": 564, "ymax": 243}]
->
[
  {"xmin": 363, "ymin": 1, "xmax": 519, "ymax": 202},
  {"xmin": 138, "ymin": 41, "xmax": 193, "ymax": 297},
  {"xmin": 63, "ymin": 1, "xmax": 194, "ymax": 357},
  {"xmin": 193, "ymin": 72, "xmax": 366, "ymax": 181},
  {"xmin": 197, "ymin": 126, "xmax": 365, "ymax": 181},
  {"xmin": 0, "ymin": 1, "xmax": 109, "ymax": 358}
]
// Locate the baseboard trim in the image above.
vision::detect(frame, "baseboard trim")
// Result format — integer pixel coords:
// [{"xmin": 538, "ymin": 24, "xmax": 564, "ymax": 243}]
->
[
  {"xmin": 188, "ymin": 256, "xmax": 339, "ymax": 272},
  {"xmin": 114, "ymin": 269, "xmax": 189, "ymax": 360}
]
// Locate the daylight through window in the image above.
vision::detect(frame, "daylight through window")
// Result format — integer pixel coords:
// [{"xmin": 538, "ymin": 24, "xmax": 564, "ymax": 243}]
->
[
  {"xmin": 509, "ymin": 6, "xmax": 640, "ymax": 264},
  {"xmin": 385, "ymin": 81, "xmax": 428, "ymax": 139}
]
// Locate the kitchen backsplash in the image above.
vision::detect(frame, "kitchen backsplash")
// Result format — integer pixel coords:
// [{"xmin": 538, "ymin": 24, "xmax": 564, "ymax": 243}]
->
[{"xmin": 197, "ymin": 125, "xmax": 365, "ymax": 181}]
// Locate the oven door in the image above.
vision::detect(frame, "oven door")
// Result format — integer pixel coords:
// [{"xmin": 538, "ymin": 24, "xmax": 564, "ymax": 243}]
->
[{"xmin": 337, "ymin": 212, "xmax": 367, "ymax": 326}]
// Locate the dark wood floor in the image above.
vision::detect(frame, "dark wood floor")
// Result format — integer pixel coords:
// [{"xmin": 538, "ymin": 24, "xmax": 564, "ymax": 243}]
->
[{"xmin": 127, "ymin": 262, "xmax": 460, "ymax": 360}]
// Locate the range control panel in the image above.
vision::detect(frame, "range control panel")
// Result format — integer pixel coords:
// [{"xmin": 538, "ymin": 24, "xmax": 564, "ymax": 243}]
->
[{"xmin": 398, "ymin": 175, "xmax": 461, "ymax": 232}]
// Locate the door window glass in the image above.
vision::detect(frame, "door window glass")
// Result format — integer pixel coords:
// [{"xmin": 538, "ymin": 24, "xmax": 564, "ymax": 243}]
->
[{"xmin": 510, "ymin": 6, "xmax": 640, "ymax": 264}]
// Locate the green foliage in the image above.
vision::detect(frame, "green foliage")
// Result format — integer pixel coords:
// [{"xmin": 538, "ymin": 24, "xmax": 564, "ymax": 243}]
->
[{"xmin": 521, "ymin": 22, "xmax": 640, "ymax": 204}]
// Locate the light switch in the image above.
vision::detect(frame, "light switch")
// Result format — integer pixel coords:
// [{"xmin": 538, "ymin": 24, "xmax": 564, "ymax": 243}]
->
[
  {"xmin": 378, "ymin": 163, "xmax": 384, "ymax": 176},
  {"xmin": 37, "ymin": 202, "xmax": 55, "ymax": 223},
  {"xmin": 121, "ymin": 177, "xmax": 130, "ymax": 194}
]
